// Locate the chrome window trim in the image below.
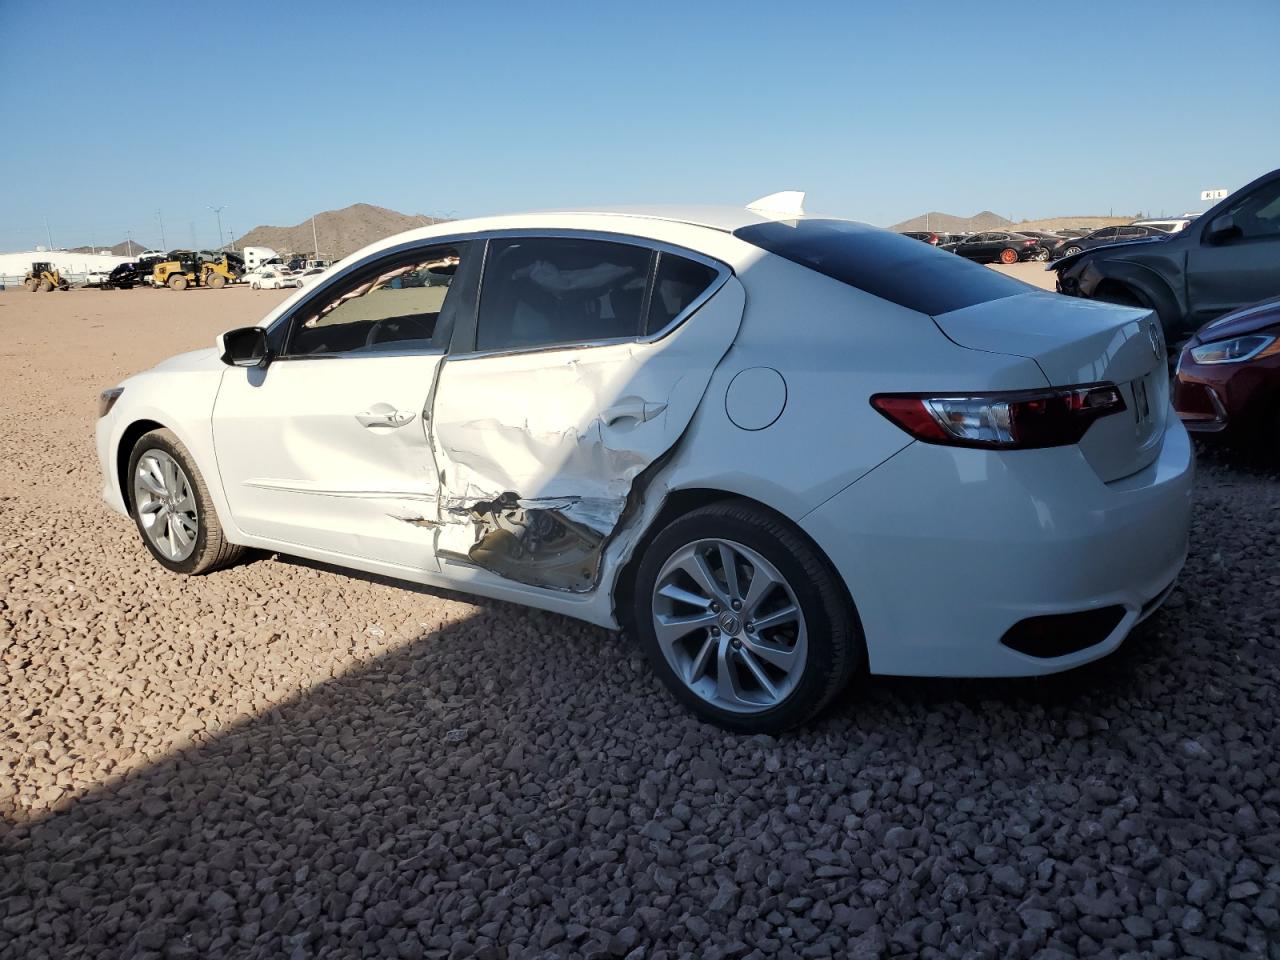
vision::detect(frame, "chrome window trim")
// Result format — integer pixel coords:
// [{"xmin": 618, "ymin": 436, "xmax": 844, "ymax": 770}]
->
[
  {"xmin": 267, "ymin": 346, "xmax": 446, "ymax": 363},
  {"xmin": 448, "ymin": 228, "xmax": 732, "ymax": 362}
]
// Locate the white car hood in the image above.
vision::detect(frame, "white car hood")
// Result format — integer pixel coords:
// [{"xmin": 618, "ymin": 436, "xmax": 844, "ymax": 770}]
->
[{"xmin": 148, "ymin": 346, "xmax": 224, "ymax": 374}]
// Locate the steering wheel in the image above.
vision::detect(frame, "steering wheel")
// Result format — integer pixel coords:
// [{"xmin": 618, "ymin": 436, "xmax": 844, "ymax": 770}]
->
[{"xmin": 364, "ymin": 319, "xmax": 391, "ymax": 347}]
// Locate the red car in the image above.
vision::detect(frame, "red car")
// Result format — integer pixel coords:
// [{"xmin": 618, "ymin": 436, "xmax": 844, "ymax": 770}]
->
[{"xmin": 1174, "ymin": 296, "xmax": 1280, "ymax": 444}]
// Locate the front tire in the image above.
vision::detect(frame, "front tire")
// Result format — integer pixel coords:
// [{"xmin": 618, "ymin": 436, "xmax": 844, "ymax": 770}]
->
[
  {"xmin": 168, "ymin": 275, "xmax": 187, "ymax": 290},
  {"xmin": 127, "ymin": 429, "xmax": 244, "ymax": 574},
  {"xmin": 1034, "ymin": 247, "xmax": 1051, "ymax": 262},
  {"xmin": 1063, "ymin": 245, "xmax": 1083, "ymax": 258},
  {"xmin": 630, "ymin": 501, "xmax": 860, "ymax": 733}
]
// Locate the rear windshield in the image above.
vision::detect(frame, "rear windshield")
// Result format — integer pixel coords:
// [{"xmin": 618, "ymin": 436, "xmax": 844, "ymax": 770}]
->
[{"xmin": 733, "ymin": 218, "xmax": 1032, "ymax": 316}]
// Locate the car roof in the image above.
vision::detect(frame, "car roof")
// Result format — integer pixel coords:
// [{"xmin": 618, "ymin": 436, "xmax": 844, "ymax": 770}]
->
[{"xmin": 508, "ymin": 204, "xmax": 827, "ymax": 233}]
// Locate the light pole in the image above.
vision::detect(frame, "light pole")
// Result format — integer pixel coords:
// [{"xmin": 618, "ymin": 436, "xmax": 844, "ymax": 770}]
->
[
  {"xmin": 156, "ymin": 209, "xmax": 167, "ymax": 250},
  {"xmin": 125, "ymin": 231, "xmax": 135, "ymax": 257},
  {"xmin": 209, "ymin": 204, "xmax": 227, "ymax": 249},
  {"xmin": 311, "ymin": 215, "xmax": 320, "ymax": 258},
  {"xmin": 43, "ymin": 215, "xmax": 54, "ymax": 251}
]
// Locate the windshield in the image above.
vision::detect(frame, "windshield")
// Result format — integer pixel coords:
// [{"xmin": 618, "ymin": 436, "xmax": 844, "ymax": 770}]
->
[{"xmin": 733, "ymin": 219, "xmax": 1033, "ymax": 315}]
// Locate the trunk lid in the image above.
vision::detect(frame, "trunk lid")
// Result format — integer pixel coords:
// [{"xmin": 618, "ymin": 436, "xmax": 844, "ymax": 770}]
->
[{"xmin": 933, "ymin": 291, "xmax": 1169, "ymax": 482}]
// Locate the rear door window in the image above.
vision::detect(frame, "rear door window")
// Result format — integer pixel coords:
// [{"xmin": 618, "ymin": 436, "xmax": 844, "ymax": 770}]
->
[
  {"xmin": 476, "ymin": 237, "xmax": 652, "ymax": 351},
  {"xmin": 646, "ymin": 253, "xmax": 720, "ymax": 334}
]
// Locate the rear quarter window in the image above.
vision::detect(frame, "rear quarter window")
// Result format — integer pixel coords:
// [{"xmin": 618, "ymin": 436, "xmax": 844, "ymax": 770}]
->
[{"xmin": 733, "ymin": 219, "xmax": 1032, "ymax": 316}]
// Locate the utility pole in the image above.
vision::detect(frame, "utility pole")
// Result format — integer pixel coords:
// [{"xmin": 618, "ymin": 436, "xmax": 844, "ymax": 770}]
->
[
  {"xmin": 311, "ymin": 214, "xmax": 320, "ymax": 258},
  {"xmin": 125, "ymin": 231, "xmax": 135, "ymax": 257},
  {"xmin": 156, "ymin": 209, "xmax": 167, "ymax": 250},
  {"xmin": 43, "ymin": 215, "xmax": 54, "ymax": 251},
  {"xmin": 208, "ymin": 204, "xmax": 227, "ymax": 249}
]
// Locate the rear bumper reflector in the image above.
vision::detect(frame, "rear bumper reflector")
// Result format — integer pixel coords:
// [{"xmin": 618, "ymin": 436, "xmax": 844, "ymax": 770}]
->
[{"xmin": 1000, "ymin": 605, "xmax": 1127, "ymax": 659}]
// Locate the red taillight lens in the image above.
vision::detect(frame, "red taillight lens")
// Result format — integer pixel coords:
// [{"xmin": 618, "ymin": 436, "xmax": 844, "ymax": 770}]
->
[{"xmin": 871, "ymin": 384, "xmax": 1126, "ymax": 449}]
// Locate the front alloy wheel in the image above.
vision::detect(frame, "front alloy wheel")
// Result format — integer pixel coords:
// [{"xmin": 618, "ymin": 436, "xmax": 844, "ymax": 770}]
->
[
  {"xmin": 127, "ymin": 428, "xmax": 245, "ymax": 574},
  {"xmin": 133, "ymin": 448, "xmax": 199, "ymax": 563}
]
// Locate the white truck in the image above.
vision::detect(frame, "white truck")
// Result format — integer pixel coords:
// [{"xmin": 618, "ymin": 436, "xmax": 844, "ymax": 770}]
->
[{"xmin": 241, "ymin": 246, "xmax": 283, "ymax": 272}]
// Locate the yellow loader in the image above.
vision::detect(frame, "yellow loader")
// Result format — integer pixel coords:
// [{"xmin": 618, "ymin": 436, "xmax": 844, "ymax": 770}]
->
[{"xmin": 23, "ymin": 262, "xmax": 69, "ymax": 292}]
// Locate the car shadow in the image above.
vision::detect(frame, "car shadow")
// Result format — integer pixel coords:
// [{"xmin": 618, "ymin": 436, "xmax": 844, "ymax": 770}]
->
[{"xmin": 2, "ymin": 542, "xmax": 1265, "ymax": 957}]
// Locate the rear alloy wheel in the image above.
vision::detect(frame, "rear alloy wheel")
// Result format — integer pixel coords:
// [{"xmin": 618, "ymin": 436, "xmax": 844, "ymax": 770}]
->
[
  {"xmin": 1064, "ymin": 245, "xmax": 1083, "ymax": 258},
  {"xmin": 632, "ymin": 501, "xmax": 860, "ymax": 732},
  {"xmin": 999, "ymin": 248, "xmax": 1019, "ymax": 265},
  {"xmin": 128, "ymin": 429, "xmax": 244, "ymax": 574},
  {"xmin": 1035, "ymin": 247, "xmax": 1051, "ymax": 262}
]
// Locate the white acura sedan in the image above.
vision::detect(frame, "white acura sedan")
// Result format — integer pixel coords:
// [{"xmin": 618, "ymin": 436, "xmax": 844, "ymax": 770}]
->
[{"xmin": 95, "ymin": 194, "xmax": 1193, "ymax": 731}]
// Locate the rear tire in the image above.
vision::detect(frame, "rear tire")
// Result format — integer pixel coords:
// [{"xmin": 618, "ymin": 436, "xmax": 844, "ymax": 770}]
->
[
  {"xmin": 1063, "ymin": 245, "xmax": 1083, "ymax": 258},
  {"xmin": 37, "ymin": 280, "xmax": 52, "ymax": 292},
  {"xmin": 1035, "ymin": 247, "xmax": 1051, "ymax": 262},
  {"xmin": 999, "ymin": 248, "xmax": 1019, "ymax": 265},
  {"xmin": 630, "ymin": 500, "xmax": 861, "ymax": 733},
  {"xmin": 207, "ymin": 273, "xmax": 226, "ymax": 289},
  {"xmin": 169, "ymin": 275, "xmax": 187, "ymax": 290},
  {"xmin": 127, "ymin": 429, "xmax": 245, "ymax": 575}
]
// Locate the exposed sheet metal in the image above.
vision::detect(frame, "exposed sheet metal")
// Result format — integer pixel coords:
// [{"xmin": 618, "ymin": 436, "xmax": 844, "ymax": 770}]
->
[{"xmin": 437, "ymin": 492, "xmax": 621, "ymax": 592}]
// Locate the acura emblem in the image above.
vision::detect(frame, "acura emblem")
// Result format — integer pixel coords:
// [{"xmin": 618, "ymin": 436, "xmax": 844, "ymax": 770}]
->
[{"xmin": 1146, "ymin": 321, "xmax": 1162, "ymax": 358}]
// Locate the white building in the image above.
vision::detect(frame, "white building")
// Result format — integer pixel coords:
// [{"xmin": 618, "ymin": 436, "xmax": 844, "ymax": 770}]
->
[{"xmin": 0, "ymin": 249, "xmax": 133, "ymax": 286}]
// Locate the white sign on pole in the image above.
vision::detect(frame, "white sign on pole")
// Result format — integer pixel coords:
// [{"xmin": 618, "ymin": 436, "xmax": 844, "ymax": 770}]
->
[{"xmin": 1200, "ymin": 189, "xmax": 1228, "ymax": 201}]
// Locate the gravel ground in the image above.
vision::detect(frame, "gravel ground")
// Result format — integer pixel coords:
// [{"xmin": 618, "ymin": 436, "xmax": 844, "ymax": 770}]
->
[{"xmin": 2, "ymin": 285, "xmax": 1279, "ymax": 959}]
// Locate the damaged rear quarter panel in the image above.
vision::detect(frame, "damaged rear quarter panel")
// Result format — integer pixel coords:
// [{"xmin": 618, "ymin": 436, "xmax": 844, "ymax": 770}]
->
[{"xmin": 428, "ymin": 277, "xmax": 747, "ymax": 592}]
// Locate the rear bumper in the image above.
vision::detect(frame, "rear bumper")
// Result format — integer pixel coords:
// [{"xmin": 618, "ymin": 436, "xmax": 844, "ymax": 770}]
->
[{"xmin": 800, "ymin": 411, "xmax": 1193, "ymax": 677}]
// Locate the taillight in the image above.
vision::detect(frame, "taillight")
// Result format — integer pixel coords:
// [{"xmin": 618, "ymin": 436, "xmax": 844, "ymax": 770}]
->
[
  {"xmin": 1023, "ymin": 239, "xmax": 1036, "ymax": 245},
  {"xmin": 871, "ymin": 384, "xmax": 1126, "ymax": 449}
]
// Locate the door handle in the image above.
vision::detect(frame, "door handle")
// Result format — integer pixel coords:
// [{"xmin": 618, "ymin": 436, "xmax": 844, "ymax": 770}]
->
[
  {"xmin": 601, "ymin": 399, "xmax": 667, "ymax": 426},
  {"xmin": 356, "ymin": 409, "xmax": 416, "ymax": 428}
]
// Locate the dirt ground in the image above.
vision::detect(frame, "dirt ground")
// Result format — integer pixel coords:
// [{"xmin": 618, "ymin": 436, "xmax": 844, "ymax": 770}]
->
[{"xmin": 2, "ymin": 278, "xmax": 1277, "ymax": 958}]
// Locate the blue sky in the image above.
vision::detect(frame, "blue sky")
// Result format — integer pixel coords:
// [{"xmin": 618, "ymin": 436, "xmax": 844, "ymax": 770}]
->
[{"xmin": 3, "ymin": 0, "xmax": 1278, "ymax": 250}]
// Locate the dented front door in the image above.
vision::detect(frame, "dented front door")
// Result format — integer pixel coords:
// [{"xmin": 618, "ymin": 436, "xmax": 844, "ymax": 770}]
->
[
  {"xmin": 213, "ymin": 354, "xmax": 445, "ymax": 569},
  {"xmin": 428, "ymin": 276, "xmax": 746, "ymax": 592}
]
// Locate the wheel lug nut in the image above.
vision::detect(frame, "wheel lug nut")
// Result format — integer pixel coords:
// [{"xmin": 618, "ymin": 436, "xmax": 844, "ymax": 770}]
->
[
  {"xmin": 711, "ymin": 627, "xmax": 720, "ymax": 636},
  {"xmin": 731, "ymin": 639, "xmax": 742, "ymax": 649},
  {"xmin": 732, "ymin": 600, "xmax": 742, "ymax": 611},
  {"xmin": 745, "ymin": 622, "xmax": 755, "ymax": 632},
  {"xmin": 710, "ymin": 603, "xmax": 720, "ymax": 613}
]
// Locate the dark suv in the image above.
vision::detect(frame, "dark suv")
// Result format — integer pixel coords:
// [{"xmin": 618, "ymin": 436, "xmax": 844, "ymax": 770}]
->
[{"xmin": 1052, "ymin": 167, "xmax": 1280, "ymax": 345}]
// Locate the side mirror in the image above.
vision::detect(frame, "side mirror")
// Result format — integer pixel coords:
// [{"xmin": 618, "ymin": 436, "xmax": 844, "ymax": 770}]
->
[
  {"xmin": 1206, "ymin": 214, "xmax": 1240, "ymax": 245},
  {"xmin": 217, "ymin": 326, "xmax": 270, "ymax": 367}
]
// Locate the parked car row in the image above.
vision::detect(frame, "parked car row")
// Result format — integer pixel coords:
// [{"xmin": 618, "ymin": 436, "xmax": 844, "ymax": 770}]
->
[{"xmin": 903, "ymin": 217, "xmax": 1199, "ymax": 264}]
